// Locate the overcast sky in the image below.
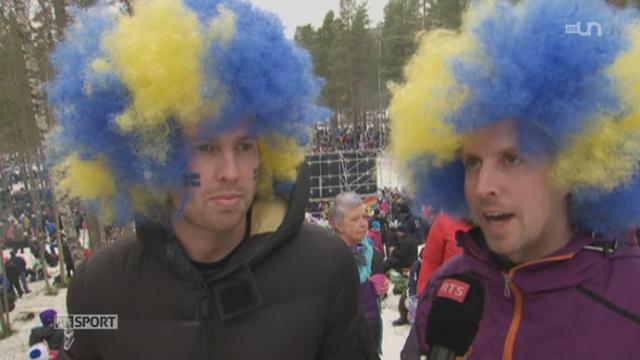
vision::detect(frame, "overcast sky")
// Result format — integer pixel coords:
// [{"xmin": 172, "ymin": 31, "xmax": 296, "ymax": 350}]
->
[{"xmin": 247, "ymin": 0, "xmax": 388, "ymax": 38}]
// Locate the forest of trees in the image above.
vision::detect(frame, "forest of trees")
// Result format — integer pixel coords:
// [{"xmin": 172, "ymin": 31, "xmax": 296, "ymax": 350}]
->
[
  {"xmin": 293, "ymin": 0, "xmax": 640, "ymax": 128},
  {"xmin": 0, "ymin": 2, "xmax": 134, "ymax": 312},
  {"xmin": 294, "ymin": 0, "xmax": 472, "ymax": 128}
]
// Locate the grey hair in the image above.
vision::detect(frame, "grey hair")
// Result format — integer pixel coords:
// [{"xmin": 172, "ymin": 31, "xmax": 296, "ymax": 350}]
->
[{"xmin": 329, "ymin": 192, "xmax": 363, "ymax": 225}]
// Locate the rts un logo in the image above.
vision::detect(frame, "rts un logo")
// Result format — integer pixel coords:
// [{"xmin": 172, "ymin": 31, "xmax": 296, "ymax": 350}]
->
[{"xmin": 565, "ymin": 21, "xmax": 603, "ymax": 37}]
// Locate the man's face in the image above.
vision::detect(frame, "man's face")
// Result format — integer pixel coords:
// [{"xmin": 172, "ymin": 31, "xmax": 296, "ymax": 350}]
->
[
  {"xmin": 462, "ymin": 120, "xmax": 570, "ymax": 264},
  {"xmin": 170, "ymin": 126, "xmax": 259, "ymax": 236},
  {"xmin": 335, "ymin": 204, "xmax": 369, "ymax": 246}
]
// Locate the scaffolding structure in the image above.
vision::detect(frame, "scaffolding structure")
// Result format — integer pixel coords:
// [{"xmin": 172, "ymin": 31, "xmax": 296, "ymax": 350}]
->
[{"xmin": 306, "ymin": 149, "xmax": 378, "ymax": 202}]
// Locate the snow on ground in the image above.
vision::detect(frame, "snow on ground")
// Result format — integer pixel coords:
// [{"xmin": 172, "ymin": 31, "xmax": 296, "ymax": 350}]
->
[
  {"xmin": 381, "ymin": 293, "xmax": 411, "ymax": 359},
  {"xmin": 0, "ymin": 268, "xmax": 67, "ymax": 360}
]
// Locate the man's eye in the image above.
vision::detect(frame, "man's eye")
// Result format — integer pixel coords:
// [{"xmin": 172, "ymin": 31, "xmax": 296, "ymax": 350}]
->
[
  {"xmin": 237, "ymin": 142, "xmax": 256, "ymax": 152},
  {"xmin": 196, "ymin": 144, "xmax": 216, "ymax": 152},
  {"xmin": 463, "ymin": 158, "xmax": 481, "ymax": 170},
  {"xmin": 503, "ymin": 154, "xmax": 521, "ymax": 166}
]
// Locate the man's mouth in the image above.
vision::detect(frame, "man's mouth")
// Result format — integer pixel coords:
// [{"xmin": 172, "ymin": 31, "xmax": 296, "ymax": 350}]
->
[
  {"xmin": 210, "ymin": 193, "xmax": 242, "ymax": 207},
  {"xmin": 483, "ymin": 212, "xmax": 515, "ymax": 224}
]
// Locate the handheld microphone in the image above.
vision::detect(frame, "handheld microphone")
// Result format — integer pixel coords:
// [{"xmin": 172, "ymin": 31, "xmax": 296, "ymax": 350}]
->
[{"xmin": 425, "ymin": 273, "xmax": 485, "ymax": 360}]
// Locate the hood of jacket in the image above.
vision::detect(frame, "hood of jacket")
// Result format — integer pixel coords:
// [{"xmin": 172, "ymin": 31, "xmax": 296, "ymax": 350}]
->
[{"xmin": 134, "ymin": 164, "xmax": 310, "ymax": 284}]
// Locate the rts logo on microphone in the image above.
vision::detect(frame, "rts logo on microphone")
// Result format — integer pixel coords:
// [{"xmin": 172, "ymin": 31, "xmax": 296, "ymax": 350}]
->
[{"xmin": 437, "ymin": 278, "xmax": 470, "ymax": 303}]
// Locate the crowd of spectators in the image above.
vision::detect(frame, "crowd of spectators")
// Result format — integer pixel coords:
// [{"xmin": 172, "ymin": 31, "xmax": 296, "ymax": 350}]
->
[
  {"xmin": 306, "ymin": 186, "xmax": 430, "ymax": 344},
  {"xmin": 311, "ymin": 124, "xmax": 389, "ymax": 153},
  {"xmin": 306, "ymin": 187, "xmax": 470, "ymax": 330},
  {"xmin": 307, "ymin": 187, "xmax": 429, "ymax": 242}
]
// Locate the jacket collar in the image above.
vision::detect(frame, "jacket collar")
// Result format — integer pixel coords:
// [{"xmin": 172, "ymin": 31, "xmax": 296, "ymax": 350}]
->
[
  {"xmin": 135, "ymin": 164, "xmax": 310, "ymax": 283},
  {"xmin": 455, "ymin": 228, "xmax": 632, "ymax": 294}
]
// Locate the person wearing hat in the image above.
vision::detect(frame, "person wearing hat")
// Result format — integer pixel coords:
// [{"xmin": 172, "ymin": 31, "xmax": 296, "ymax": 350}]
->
[
  {"xmin": 29, "ymin": 309, "xmax": 64, "ymax": 351},
  {"xmin": 367, "ymin": 220, "xmax": 384, "ymax": 254},
  {"xmin": 391, "ymin": 0, "xmax": 640, "ymax": 358},
  {"xmin": 381, "ymin": 222, "xmax": 418, "ymax": 328},
  {"xmin": 382, "ymin": 223, "xmax": 418, "ymax": 273},
  {"xmin": 48, "ymin": 0, "xmax": 368, "ymax": 359}
]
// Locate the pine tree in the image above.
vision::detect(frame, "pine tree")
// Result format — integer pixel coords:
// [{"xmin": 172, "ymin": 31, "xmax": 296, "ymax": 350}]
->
[
  {"xmin": 424, "ymin": 0, "xmax": 469, "ymax": 31},
  {"xmin": 381, "ymin": 0, "xmax": 422, "ymax": 91}
]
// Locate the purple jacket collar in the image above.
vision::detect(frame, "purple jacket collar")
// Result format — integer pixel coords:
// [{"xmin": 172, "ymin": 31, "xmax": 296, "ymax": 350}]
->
[{"xmin": 453, "ymin": 228, "xmax": 635, "ymax": 294}]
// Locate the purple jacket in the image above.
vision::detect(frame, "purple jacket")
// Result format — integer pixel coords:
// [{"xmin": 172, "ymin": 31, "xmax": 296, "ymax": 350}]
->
[{"xmin": 411, "ymin": 228, "xmax": 640, "ymax": 359}]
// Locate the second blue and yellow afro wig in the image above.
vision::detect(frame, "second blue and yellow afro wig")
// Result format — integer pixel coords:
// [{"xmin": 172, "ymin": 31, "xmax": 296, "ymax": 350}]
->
[
  {"xmin": 390, "ymin": 0, "xmax": 640, "ymax": 233},
  {"xmin": 47, "ymin": 0, "xmax": 328, "ymax": 224}
]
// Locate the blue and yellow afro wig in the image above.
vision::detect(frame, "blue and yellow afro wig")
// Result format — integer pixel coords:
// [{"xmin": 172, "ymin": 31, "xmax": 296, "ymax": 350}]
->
[
  {"xmin": 47, "ymin": 0, "xmax": 328, "ymax": 224},
  {"xmin": 390, "ymin": 0, "xmax": 640, "ymax": 234}
]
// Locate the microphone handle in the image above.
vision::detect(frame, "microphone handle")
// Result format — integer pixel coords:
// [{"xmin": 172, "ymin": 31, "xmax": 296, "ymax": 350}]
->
[{"xmin": 428, "ymin": 346, "xmax": 457, "ymax": 360}]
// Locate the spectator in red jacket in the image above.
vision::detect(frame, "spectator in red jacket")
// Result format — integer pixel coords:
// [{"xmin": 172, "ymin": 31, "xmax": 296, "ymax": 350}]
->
[{"xmin": 416, "ymin": 213, "xmax": 472, "ymax": 296}]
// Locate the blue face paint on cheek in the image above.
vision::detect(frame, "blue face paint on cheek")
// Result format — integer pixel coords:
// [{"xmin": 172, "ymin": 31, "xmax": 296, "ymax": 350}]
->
[
  {"xmin": 182, "ymin": 173, "xmax": 201, "ymax": 187},
  {"xmin": 175, "ymin": 173, "xmax": 199, "ymax": 218},
  {"xmin": 253, "ymin": 168, "xmax": 258, "ymax": 180}
]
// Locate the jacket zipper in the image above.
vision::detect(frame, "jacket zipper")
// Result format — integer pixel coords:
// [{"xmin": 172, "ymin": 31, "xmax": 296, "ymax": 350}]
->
[
  {"xmin": 501, "ymin": 254, "xmax": 575, "ymax": 360},
  {"xmin": 502, "ymin": 271, "xmax": 521, "ymax": 360},
  {"xmin": 503, "ymin": 273, "xmax": 512, "ymax": 298},
  {"xmin": 200, "ymin": 283, "xmax": 212, "ymax": 360}
]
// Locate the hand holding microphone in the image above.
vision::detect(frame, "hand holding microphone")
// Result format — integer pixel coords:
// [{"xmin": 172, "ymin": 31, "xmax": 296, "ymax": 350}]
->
[{"xmin": 425, "ymin": 273, "xmax": 485, "ymax": 360}]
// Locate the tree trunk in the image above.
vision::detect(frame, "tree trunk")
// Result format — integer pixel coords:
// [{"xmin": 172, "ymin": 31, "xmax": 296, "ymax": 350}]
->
[
  {"xmin": 64, "ymin": 206, "xmax": 86, "ymax": 267},
  {"xmin": 50, "ymin": 164, "xmax": 87, "ymax": 268},
  {"xmin": 24, "ymin": 153, "xmax": 52, "ymax": 293},
  {"xmin": 86, "ymin": 212, "xmax": 104, "ymax": 250},
  {"xmin": 14, "ymin": 0, "xmax": 49, "ymax": 133},
  {"xmin": 37, "ymin": 234, "xmax": 53, "ymax": 293},
  {"xmin": 51, "ymin": 188, "xmax": 67, "ymax": 286},
  {"xmin": 51, "ymin": 0, "xmax": 69, "ymax": 40},
  {"xmin": 0, "ymin": 257, "xmax": 12, "ymax": 335},
  {"xmin": 422, "ymin": 0, "xmax": 427, "ymax": 30}
]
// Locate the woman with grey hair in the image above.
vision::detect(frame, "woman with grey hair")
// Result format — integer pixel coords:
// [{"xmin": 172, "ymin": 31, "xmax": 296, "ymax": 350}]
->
[{"xmin": 330, "ymin": 192, "xmax": 386, "ymax": 358}]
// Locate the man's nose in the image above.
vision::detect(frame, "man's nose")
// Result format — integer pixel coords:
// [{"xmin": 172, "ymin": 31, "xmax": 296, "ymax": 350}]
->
[
  {"xmin": 474, "ymin": 164, "xmax": 500, "ymax": 198},
  {"xmin": 216, "ymin": 150, "xmax": 240, "ymax": 182}
]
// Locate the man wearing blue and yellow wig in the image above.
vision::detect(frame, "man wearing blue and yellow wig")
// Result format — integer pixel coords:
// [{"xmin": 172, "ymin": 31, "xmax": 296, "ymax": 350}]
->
[
  {"xmin": 48, "ymin": 0, "xmax": 373, "ymax": 359},
  {"xmin": 393, "ymin": 0, "xmax": 640, "ymax": 359}
]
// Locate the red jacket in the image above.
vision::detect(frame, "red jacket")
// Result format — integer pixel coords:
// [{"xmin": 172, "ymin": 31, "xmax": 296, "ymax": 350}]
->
[{"xmin": 416, "ymin": 213, "xmax": 471, "ymax": 295}]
